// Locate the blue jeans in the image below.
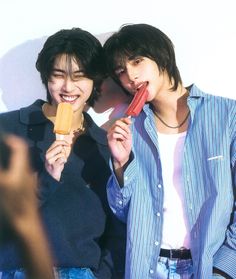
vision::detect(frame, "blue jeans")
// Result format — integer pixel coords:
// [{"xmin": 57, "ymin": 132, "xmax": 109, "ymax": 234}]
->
[
  {"xmin": 156, "ymin": 257, "xmax": 227, "ymax": 278},
  {"xmin": 55, "ymin": 268, "xmax": 96, "ymax": 279},
  {"xmin": 156, "ymin": 257, "xmax": 194, "ymax": 279},
  {"xmin": 0, "ymin": 267, "xmax": 96, "ymax": 279}
]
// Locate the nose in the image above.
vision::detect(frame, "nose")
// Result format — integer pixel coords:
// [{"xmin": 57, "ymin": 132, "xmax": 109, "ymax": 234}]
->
[
  {"xmin": 126, "ymin": 66, "xmax": 138, "ymax": 84},
  {"xmin": 62, "ymin": 77, "xmax": 75, "ymax": 92}
]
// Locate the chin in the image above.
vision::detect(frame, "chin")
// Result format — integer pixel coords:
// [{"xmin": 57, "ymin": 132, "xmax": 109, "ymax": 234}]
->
[{"xmin": 72, "ymin": 104, "xmax": 83, "ymax": 112}]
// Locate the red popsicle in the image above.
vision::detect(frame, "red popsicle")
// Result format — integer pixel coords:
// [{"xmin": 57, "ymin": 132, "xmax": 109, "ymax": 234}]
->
[{"xmin": 125, "ymin": 82, "xmax": 148, "ymax": 116}]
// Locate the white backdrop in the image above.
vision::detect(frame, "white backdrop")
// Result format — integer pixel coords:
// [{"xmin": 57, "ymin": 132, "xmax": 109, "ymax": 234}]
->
[{"xmin": 1, "ymin": 0, "xmax": 235, "ymax": 126}]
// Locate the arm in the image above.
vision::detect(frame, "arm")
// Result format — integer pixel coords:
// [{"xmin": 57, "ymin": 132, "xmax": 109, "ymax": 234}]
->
[
  {"xmin": 44, "ymin": 139, "xmax": 69, "ymax": 181},
  {"xmin": 37, "ymin": 167, "xmax": 63, "ymax": 205},
  {"xmin": 95, "ymin": 218, "xmax": 126, "ymax": 279},
  {"xmin": 106, "ymin": 117, "xmax": 139, "ymax": 223},
  {"xmin": 36, "ymin": 139, "xmax": 69, "ymax": 205},
  {"xmin": 0, "ymin": 135, "xmax": 54, "ymax": 279},
  {"xmin": 107, "ymin": 117, "xmax": 132, "ymax": 185},
  {"xmin": 107, "ymin": 156, "xmax": 137, "ymax": 223},
  {"xmin": 106, "ymin": 116, "xmax": 138, "ymax": 223},
  {"xmin": 213, "ymin": 106, "xmax": 236, "ymax": 279}
]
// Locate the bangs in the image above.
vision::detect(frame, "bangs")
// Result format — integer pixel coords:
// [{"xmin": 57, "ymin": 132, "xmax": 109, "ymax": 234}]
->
[
  {"xmin": 112, "ymin": 49, "xmax": 131, "ymax": 71},
  {"xmin": 105, "ymin": 34, "xmax": 151, "ymax": 75},
  {"xmin": 55, "ymin": 53, "xmax": 84, "ymax": 77}
]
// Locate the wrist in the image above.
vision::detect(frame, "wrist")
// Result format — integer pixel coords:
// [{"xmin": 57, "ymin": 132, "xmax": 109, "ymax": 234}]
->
[
  {"xmin": 112, "ymin": 152, "xmax": 133, "ymax": 170},
  {"xmin": 112, "ymin": 158, "xmax": 129, "ymax": 170}
]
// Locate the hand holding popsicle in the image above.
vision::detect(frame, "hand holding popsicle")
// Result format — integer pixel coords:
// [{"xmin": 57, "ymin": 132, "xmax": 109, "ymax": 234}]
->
[
  {"xmin": 107, "ymin": 83, "xmax": 148, "ymax": 183},
  {"xmin": 45, "ymin": 103, "xmax": 73, "ymax": 181},
  {"xmin": 109, "ymin": 82, "xmax": 148, "ymax": 159},
  {"xmin": 45, "ymin": 139, "xmax": 69, "ymax": 181}
]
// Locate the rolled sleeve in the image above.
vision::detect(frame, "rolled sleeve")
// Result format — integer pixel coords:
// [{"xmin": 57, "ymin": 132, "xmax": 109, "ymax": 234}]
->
[{"xmin": 214, "ymin": 244, "xmax": 236, "ymax": 278}]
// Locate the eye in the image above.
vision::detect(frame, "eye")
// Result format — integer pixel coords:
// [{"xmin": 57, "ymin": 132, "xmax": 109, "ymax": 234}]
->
[
  {"xmin": 51, "ymin": 71, "xmax": 64, "ymax": 79},
  {"xmin": 53, "ymin": 73, "xmax": 63, "ymax": 78},
  {"xmin": 71, "ymin": 70, "xmax": 88, "ymax": 81},
  {"xmin": 133, "ymin": 57, "xmax": 143, "ymax": 65},
  {"xmin": 72, "ymin": 73, "xmax": 85, "ymax": 81}
]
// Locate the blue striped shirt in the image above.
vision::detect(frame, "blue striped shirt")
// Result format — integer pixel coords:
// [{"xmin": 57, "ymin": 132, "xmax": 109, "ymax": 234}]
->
[{"xmin": 107, "ymin": 84, "xmax": 236, "ymax": 279}]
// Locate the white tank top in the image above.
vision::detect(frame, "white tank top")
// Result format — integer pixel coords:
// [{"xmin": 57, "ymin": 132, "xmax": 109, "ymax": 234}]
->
[{"xmin": 158, "ymin": 131, "xmax": 190, "ymax": 249}]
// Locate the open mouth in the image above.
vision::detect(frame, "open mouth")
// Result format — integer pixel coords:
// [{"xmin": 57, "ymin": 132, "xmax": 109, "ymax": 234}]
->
[
  {"xmin": 135, "ymin": 82, "xmax": 148, "ymax": 93},
  {"xmin": 60, "ymin": 94, "xmax": 78, "ymax": 103}
]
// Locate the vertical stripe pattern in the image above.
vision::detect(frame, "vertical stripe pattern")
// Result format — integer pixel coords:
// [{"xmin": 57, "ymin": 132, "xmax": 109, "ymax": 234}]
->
[{"xmin": 107, "ymin": 84, "xmax": 236, "ymax": 279}]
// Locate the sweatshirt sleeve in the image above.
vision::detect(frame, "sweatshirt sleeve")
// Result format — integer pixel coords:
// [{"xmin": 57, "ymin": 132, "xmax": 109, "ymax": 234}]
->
[{"xmin": 37, "ymin": 168, "xmax": 63, "ymax": 206}]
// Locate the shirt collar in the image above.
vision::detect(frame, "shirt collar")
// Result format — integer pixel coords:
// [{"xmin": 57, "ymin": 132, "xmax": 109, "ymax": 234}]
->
[
  {"xmin": 20, "ymin": 99, "xmax": 47, "ymax": 125},
  {"xmin": 188, "ymin": 84, "xmax": 207, "ymax": 98},
  {"xmin": 142, "ymin": 84, "xmax": 207, "ymax": 117}
]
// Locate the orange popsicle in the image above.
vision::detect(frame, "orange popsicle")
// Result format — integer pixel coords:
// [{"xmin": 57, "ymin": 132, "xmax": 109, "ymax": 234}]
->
[
  {"xmin": 125, "ymin": 82, "xmax": 148, "ymax": 116},
  {"xmin": 54, "ymin": 103, "xmax": 73, "ymax": 136}
]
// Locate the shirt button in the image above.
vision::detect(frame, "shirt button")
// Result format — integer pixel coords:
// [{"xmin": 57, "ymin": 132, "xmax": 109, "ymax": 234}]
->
[
  {"xmin": 118, "ymin": 200, "xmax": 122, "ymax": 205},
  {"xmin": 149, "ymin": 269, "xmax": 154, "ymax": 274},
  {"xmin": 124, "ymin": 176, "xmax": 128, "ymax": 181},
  {"xmin": 157, "ymin": 184, "xmax": 162, "ymax": 189},
  {"xmin": 154, "ymin": 241, "xmax": 159, "ymax": 246},
  {"xmin": 156, "ymin": 212, "xmax": 161, "ymax": 217}
]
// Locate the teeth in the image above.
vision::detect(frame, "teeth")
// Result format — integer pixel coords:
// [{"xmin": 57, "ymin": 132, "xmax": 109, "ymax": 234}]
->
[
  {"xmin": 61, "ymin": 95, "xmax": 77, "ymax": 102},
  {"xmin": 136, "ymin": 82, "xmax": 146, "ymax": 91}
]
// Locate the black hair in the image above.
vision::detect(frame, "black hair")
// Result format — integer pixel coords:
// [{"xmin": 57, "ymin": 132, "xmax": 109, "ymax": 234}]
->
[
  {"xmin": 103, "ymin": 23, "xmax": 182, "ymax": 91},
  {"xmin": 36, "ymin": 27, "xmax": 105, "ymax": 106}
]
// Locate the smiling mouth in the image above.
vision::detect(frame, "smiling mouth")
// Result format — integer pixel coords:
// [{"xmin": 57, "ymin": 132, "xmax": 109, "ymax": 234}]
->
[{"xmin": 60, "ymin": 94, "xmax": 78, "ymax": 102}]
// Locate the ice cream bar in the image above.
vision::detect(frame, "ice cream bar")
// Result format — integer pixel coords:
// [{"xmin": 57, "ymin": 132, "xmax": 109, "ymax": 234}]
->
[
  {"xmin": 125, "ymin": 82, "xmax": 148, "ymax": 116},
  {"xmin": 54, "ymin": 103, "xmax": 73, "ymax": 135}
]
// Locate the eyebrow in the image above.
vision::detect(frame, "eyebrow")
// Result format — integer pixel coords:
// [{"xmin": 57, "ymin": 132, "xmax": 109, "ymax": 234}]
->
[
  {"xmin": 114, "ymin": 55, "xmax": 140, "ymax": 71},
  {"xmin": 128, "ymin": 55, "xmax": 136, "ymax": 61},
  {"xmin": 128, "ymin": 55, "xmax": 142, "ymax": 61},
  {"xmin": 52, "ymin": 68, "xmax": 83, "ymax": 74},
  {"xmin": 52, "ymin": 68, "xmax": 65, "ymax": 73}
]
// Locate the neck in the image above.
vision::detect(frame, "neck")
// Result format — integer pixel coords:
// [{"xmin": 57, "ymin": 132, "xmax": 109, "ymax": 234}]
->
[
  {"xmin": 42, "ymin": 103, "xmax": 56, "ymax": 125},
  {"xmin": 152, "ymin": 85, "xmax": 188, "ymax": 115},
  {"xmin": 71, "ymin": 109, "xmax": 85, "ymax": 132},
  {"xmin": 151, "ymin": 86, "xmax": 190, "ymax": 134}
]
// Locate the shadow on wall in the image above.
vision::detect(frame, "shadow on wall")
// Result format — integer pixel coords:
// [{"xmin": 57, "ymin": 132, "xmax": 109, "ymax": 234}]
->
[
  {"xmin": 0, "ymin": 32, "xmax": 131, "ymax": 129},
  {"xmin": 0, "ymin": 37, "xmax": 46, "ymax": 112}
]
